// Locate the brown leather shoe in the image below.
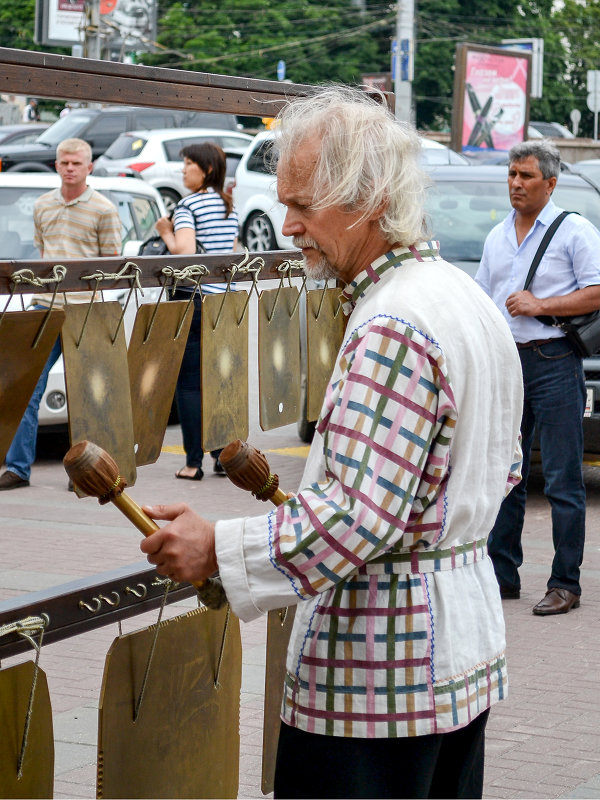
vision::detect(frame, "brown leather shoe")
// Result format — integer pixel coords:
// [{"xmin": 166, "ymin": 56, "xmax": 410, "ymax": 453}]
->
[
  {"xmin": 0, "ymin": 470, "xmax": 30, "ymax": 490},
  {"xmin": 532, "ymin": 587, "xmax": 580, "ymax": 616}
]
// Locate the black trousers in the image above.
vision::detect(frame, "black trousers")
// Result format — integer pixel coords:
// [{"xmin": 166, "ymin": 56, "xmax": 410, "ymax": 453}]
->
[{"xmin": 274, "ymin": 709, "xmax": 490, "ymax": 799}]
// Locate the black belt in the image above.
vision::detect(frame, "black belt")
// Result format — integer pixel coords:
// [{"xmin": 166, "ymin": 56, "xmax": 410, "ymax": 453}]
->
[{"xmin": 515, "ymin": 338, "xmax": 557, "ymax": 350}]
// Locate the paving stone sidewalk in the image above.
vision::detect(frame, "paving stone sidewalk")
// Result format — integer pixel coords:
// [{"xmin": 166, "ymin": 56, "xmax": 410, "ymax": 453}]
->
[{"xmin": 1, "ymin": 427, "xmax": 600, "ymax": 799}]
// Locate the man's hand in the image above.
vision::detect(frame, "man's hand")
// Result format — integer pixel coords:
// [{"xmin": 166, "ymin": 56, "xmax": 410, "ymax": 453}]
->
[
  {"xmin": 505, "ymin": 290, "xmax": 543, "ymax": 317},
  {"xmin": 140, "ymin": 503, "xmax": 218, "ymax": 584}
]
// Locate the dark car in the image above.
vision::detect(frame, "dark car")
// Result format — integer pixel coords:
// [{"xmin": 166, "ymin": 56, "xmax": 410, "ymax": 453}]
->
[
  {"xmin": 297, "ymin": 164, "xmax": 600, "ymax": 453},
  {"xmin": 0, "ymin": 106, "xmax": 239, "ymax": 173},
  {"xmin": 0, "ymin": 122, "xmax": 50, "ymax": 146}
]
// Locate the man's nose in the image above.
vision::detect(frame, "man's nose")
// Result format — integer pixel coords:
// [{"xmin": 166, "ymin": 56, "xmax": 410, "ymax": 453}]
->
[{"xmin": 281, "ymin": 208, "xmax": 304, "ymax": 237}]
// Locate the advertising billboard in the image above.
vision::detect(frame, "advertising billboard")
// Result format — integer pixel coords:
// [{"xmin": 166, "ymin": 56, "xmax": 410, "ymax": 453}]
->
[
  {"xmin": 35, "ymin": 0, "xmax": 157, "ymax": 52},
  {"xmin": 451, "ymin": 43, "xmax": 532, "ymax": 155}
]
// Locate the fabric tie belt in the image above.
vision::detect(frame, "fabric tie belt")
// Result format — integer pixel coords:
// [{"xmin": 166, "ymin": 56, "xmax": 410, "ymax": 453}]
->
[
  {"xmin": 361, "ymin": 537, "xmax": 488, "ymax": 575},
  {"xmin": 515, "ymin": 337, "xmax": 557, "ymax": 350}
]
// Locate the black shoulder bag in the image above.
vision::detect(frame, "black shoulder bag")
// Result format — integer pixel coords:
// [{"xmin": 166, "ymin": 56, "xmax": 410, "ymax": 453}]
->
[
  {"xmin": 138, "ymin": 203, "xmax": 207, "ymax": 256},
  {"xmin": 523, "ymin": 211, "xmax": 600, "ymax": 357}
]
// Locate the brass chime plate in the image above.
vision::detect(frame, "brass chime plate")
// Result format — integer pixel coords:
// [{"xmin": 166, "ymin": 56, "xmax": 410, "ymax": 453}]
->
[
  {"xmin": 258, "ymin": 287, "xmax": 301, "ymax": 431},
  {"xmin": 306, "ymin": 288, "xmax": 345, "ymax": 422},
  {"xmin": 0, "ymin": 308, "xmax": 65, "ymax": 465},
  {"xmin": 97, "ymin": 606, "xmax": 242, "ymax": 799},
  {"xmin": 261, "ymin": 606, "xmax": 296, "ymax": 796},
  {"xmin": 201, "ymin": 291, "xmax": 249, "ymax": 452},
  {"xmin": 0, "ymin": 661, "xmax": 54, "ymax": 799},
  {"xmin": 127, "ymin": 300, "xmax": 192, "ymax": 466},
  {"xmin": 61, "ymin": 302, "xmax": 136, "ymax": 489}
]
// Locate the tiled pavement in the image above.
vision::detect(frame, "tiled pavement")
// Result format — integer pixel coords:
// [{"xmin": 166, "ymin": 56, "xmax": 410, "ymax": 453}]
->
[{"xmin": 2, "ymin": 425, "xmax": 600, "ymax": 799}]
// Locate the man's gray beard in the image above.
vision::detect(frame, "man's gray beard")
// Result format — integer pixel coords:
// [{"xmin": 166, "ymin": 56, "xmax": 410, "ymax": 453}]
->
[{"xmin": 303, "ymin": 253, "xmax": 338, "ymax": 282}]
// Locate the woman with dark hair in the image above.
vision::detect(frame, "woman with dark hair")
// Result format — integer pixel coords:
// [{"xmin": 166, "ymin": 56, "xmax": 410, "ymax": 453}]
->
[{"xmin": 155, "ymin": 142, "xmax": 239, "ymax": 481}]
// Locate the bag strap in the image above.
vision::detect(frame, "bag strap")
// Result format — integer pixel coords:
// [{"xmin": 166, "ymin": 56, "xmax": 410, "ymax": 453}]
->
[{"xmin": 523, "ymin": 211, "xmax": 574, "ymax": 291}]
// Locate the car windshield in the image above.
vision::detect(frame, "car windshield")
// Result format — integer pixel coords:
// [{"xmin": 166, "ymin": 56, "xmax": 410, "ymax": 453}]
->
[
  {"xmin": 0, "ymin": 186, "xmax": 45, "ymax": 257},
  {"xmin": 37, "ymin": 113, "xmax": 96, "ymax": 146},
  {"xmin": 426, "ymin": 178, "xmax": 600, "ymax": 272},
  {"xmin": 103, "ymin": 135, "xmax": 148, "ymax": 160}
]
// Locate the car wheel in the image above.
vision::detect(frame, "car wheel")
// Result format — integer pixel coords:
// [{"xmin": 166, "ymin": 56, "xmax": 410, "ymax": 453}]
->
[
  {"xmin": 244, "ymin": 212, "xmax": 277, "ymax": 252},
  {"xmin": 159, "ymin": 188, "xmax": 181, "ymax": 215}
]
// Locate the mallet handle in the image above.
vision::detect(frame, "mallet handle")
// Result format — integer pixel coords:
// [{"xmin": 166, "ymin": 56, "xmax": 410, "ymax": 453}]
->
[
  {"xmin": 112, "ymin": 493, "xmax": 159, "ymax": 536},
  {"xmin": 270, "ymin": 488, "xmax": 289, "ymax": 506}
]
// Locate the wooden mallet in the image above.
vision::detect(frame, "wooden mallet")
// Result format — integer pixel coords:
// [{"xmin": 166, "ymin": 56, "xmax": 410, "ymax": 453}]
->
[
  {"xmin": 219, "ymin": 439, "xmax": 290, "ymax": 506},
  {"xmin": 63, "ymin": 440, "xmax": 227, "ymax": 609}
]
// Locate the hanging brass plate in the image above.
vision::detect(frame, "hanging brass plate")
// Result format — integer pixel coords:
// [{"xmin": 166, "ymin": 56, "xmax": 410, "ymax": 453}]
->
[
  {"xmin": 201, "ymin": 292, "xmax": 249, "ymax": 452},
  {"xmin": 127, "ymin": 301, "xmax": 192, "ymax": 466},
  {"xmin": 0, "ymin": 661, "xmax": 54, "ymax": 799},
  {"xmin": 97, "ymin": 606, "xmax": 241, "ymax": 799},
  {"xmin": 0, "ymin": 309, "xmax": 64, "ymax": 465},
  {"xmin": 261, "ymin": 606, "xmax": 296, "ymax": 796},
  {"xmin": 62, "ymin": 302, "xmax": 136, "ymax": 489},
  {"xmin": 258, "ymin": 287, "xmax": 301, "ymax": 431},
  {"xmin": 306, "ymin": 288, "xmax": 345, "ymax": 422}
]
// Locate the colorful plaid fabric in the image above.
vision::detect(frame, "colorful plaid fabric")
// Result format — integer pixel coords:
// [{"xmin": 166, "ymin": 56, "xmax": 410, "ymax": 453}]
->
[{"xmin": 216, "ymin": 242, "xmax": 523, "ymax": 738}]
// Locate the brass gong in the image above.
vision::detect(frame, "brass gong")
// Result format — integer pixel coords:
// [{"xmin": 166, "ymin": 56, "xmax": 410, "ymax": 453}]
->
[
  {"xmin": 61, "ymin": 302, "xmax": 136, "ymax": 488},
  {"xmin": 305, "ymin": 288, "xmax": 345, "ymax": 422},
  {"xmin": 201, "ymin": 291, "xmax": 249, "ymax": 452},
  {"xmin": 127, "ymin": 300, "xmax": 192, "ymax": 466},
  {"xmin": 0, "ymin": 661, "xmax": 54, "ymax": 799},
  {"xmin": 261, "ymin": 606, "xmax": 296, "ymax": 795},
  {"xmin": 0, "ymin": 308, "xmax": 65, "ymax": 465},
  {"xmin": 258, "ymin": 286, "xmax": 301, "ymax": 431},
  {"xmin": 97, "ymin": 606, "xmax": 241, "ymax": 799}
]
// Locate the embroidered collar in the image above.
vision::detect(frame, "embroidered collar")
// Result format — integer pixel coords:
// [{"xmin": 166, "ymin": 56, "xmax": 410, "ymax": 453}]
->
[{"xmin": 340, "ymin": 241, "xmax": 441, "ymax": 314}]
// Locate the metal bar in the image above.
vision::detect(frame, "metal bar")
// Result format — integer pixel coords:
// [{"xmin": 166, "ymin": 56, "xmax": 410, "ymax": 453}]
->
[
  {"xmin": 0, "ymin": 562, "xmax": 197, "ymax": 660},
  {"xmin": 0, "ymin": 47, "xmax": 313, "ymax": 115},
  {"xmin": 0, "ymin": 251, "xmax": 302, "ymax": 295}
]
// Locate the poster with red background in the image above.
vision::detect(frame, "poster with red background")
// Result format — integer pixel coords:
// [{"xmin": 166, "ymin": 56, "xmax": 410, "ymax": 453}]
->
[{"xmin": 462, "ymin": 49, "xmax": 530, "ymax": 152}]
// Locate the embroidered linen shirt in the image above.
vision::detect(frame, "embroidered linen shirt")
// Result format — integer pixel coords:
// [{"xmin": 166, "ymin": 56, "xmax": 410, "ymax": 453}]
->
[
  {"xmin": 216, "ymin": 243, "xmax": 523, "ymax": 738},
  {"xmin": 476, "ymin": 199, "xmax": 600, "ymax": 344}
]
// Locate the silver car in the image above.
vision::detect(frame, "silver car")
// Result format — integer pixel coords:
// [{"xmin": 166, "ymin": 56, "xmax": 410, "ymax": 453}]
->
[{"xmin": 93, "ymin": 127, "xmax": 254, "ymax": 213}]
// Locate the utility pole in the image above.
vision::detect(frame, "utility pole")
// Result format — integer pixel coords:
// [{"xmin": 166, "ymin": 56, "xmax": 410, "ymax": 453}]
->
[
  {"xmin": 84, "ymin": 0, "xmax": 102, "ymax": 61},
  {"xmin": 394, "ymin": 0, "xmax": 415, "ymax": 123}
]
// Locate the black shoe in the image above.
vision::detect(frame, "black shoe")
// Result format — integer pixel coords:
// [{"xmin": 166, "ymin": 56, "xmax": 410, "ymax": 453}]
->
[
  {"xmin": 0, "ymin": 470, "xmax": 30, "ymax": 490},
  {"xmin": 499, "ymin": 585, "xmax": 520, "ymax": 599},
  {"xmin": 213, "ymin": 458, "xmax": 226, "ymax": 475}
]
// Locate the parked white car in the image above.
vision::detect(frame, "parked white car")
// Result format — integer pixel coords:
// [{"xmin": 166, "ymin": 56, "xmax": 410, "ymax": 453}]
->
[
  {"xmin": 0, "ymin": 173, "xmax": 167, "ymax": 433},
  {"xmin": 93, "ymin": 127, "xmax": 255, "ymax": 212},
  {"xmin": 233, "ymin": 130, "xmax": 470, "ymax": 252}
]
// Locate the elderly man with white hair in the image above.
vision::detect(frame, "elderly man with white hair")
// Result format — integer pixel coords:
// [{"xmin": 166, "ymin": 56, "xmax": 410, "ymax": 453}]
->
[{"xmin": 139, "ymin": 86, "xmax": 523, "ymax": 799}]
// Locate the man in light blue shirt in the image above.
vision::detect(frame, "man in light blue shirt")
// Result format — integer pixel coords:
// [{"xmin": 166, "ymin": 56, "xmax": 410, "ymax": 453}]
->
[{"xmin": 476, "ymin": 139, "xmax": 600, "ymax": 615}]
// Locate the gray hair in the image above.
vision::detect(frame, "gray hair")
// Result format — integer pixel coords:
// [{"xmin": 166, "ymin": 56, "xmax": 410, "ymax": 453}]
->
[
  {"xmin": 56, "ymin": 137, "xmax": 92, "ymax": 162},
  {"xmin": 274, "ymin": 85, "xmax": 428, "ymax": 246},
  {"xmin": 508, "ymin": 139, "xmax": 561, "ymax": 179}
]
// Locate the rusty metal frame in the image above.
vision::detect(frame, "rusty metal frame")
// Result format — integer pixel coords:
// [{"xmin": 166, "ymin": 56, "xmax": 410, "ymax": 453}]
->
[{"xmin": 0, "ymin": 45, "xmax": 309, "ymax": 644}]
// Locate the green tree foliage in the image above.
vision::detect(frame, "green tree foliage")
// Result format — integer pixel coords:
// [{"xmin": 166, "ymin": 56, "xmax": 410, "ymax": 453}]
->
[
  {"xmin": 144, "ymin": 0, "xmax": 391, "ymax": 87},
  {"xmin": 552, "ymin": 0, "xmax": 600, "ymax": 137},
  {"xmin": 0, "ymin": 0, "xmax": 36, "ymax": 50}
]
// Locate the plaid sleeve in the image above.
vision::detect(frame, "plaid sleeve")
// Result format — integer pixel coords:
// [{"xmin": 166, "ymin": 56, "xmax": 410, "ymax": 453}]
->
[{"xmin": 270, "ymin": 317, "xmax": 457, "ymax": 597}]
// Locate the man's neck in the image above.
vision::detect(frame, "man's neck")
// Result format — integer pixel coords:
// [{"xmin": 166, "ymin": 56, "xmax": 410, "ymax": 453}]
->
[
  {"xmin": 61, "ymin": 183, "xmax": 88, "ymax": 203},
  {"xmin": 514, "ymin": 203, "xmax": 548, "ymax": 246}
]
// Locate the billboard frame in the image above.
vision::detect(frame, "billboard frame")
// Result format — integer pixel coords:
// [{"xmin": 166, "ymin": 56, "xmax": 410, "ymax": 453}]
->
[{"xmin": 451, "ymin": 42, "xmax": 532, "ymax": 154}]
